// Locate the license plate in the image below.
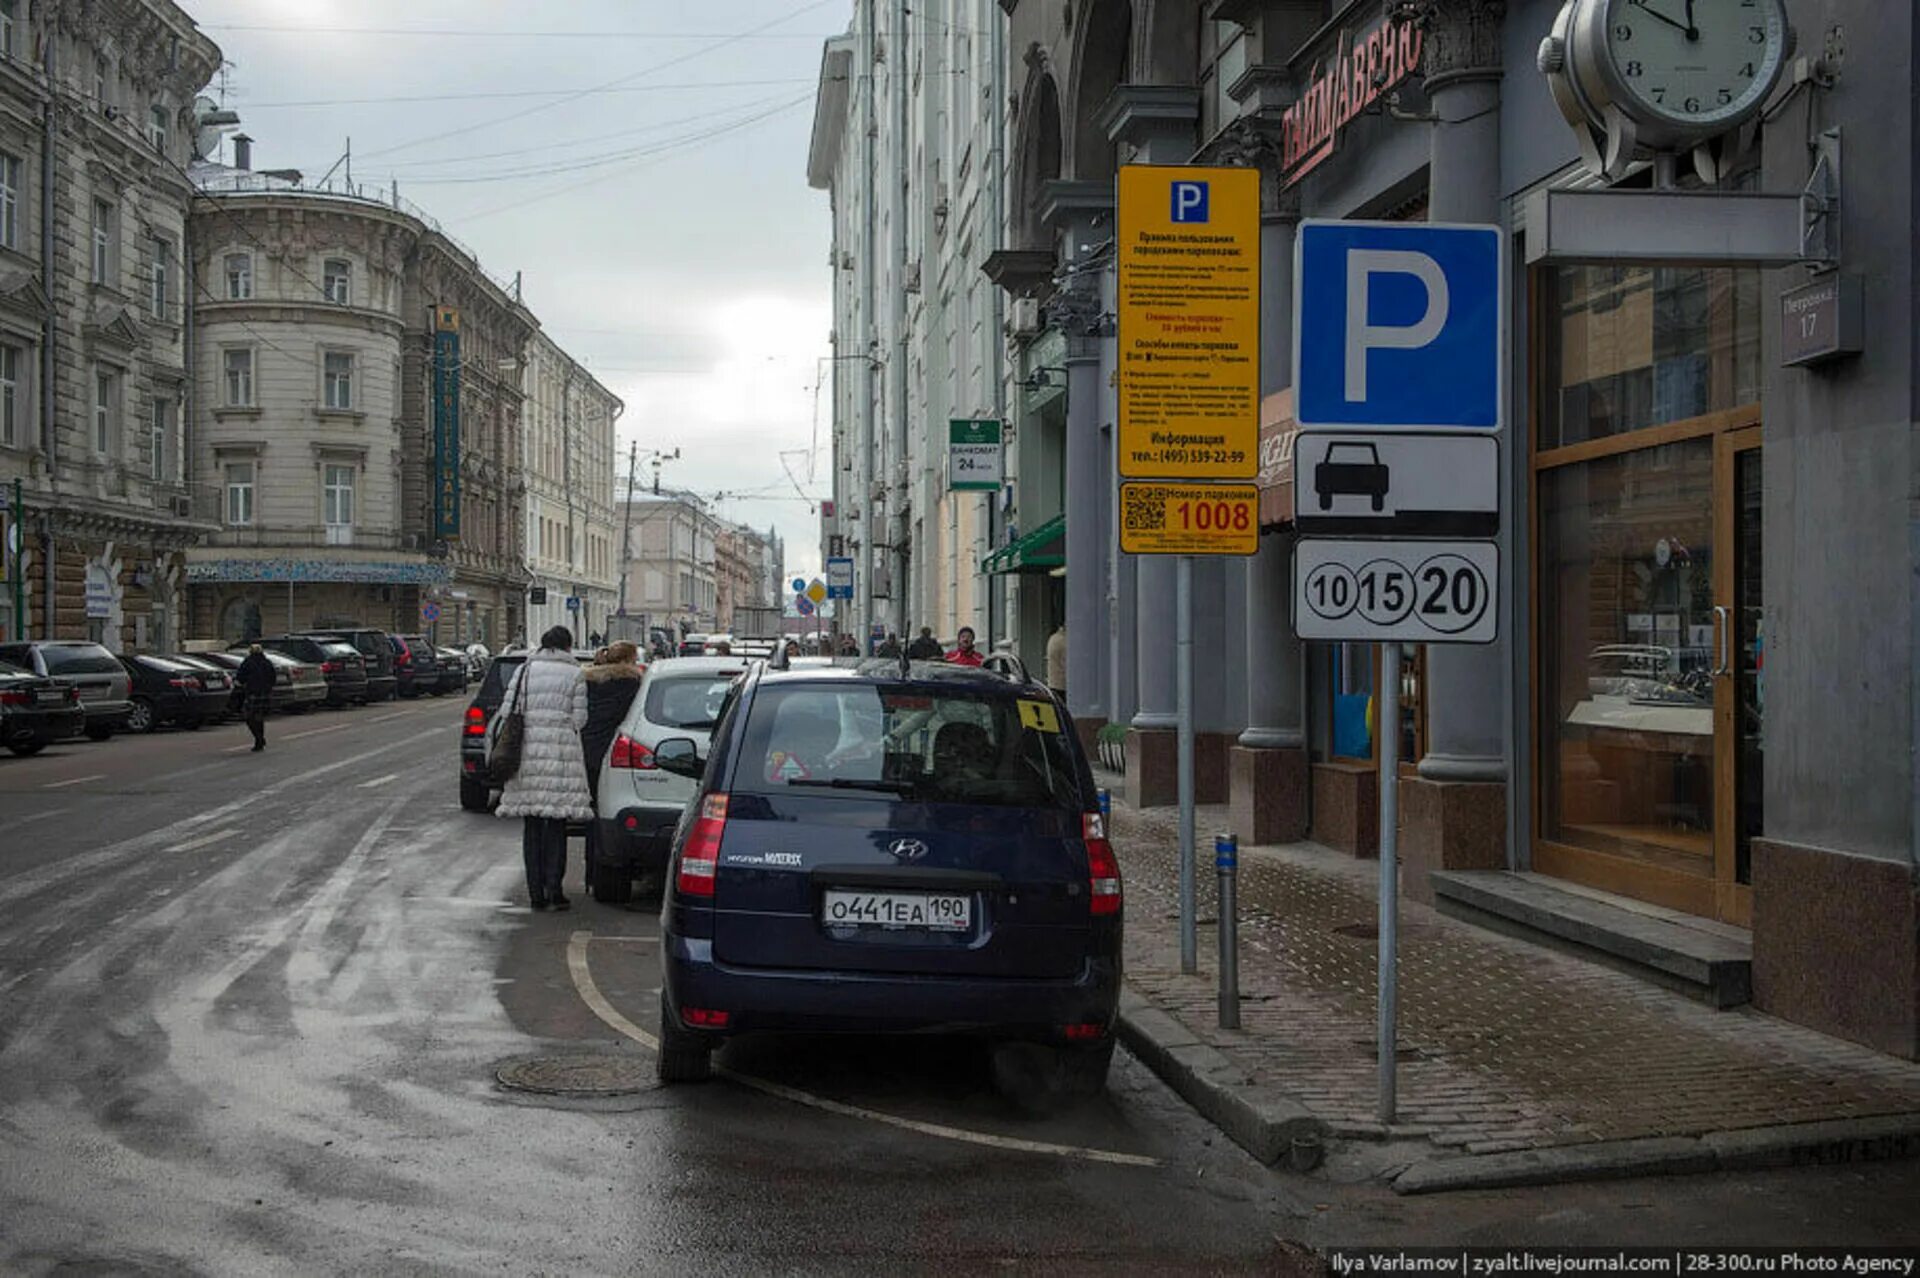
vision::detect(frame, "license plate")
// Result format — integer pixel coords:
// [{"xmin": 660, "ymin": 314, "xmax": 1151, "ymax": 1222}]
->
[
  {"xmin": 822, "ymin": 890, "xmax": 971, "ymax": 933},
  {"xmin": 37, "ymin": 690, "xmax": 64, "ymax": 706}
]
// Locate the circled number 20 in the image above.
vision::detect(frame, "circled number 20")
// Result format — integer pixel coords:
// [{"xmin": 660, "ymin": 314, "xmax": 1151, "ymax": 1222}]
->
[{"xmin": 1304, "ymin": 553, "xmax": 1488, "ymax": 635}]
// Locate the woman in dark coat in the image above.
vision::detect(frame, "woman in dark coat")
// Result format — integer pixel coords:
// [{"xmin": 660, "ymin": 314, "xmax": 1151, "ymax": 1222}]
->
[{"xmin": 580, "ymin": 641, "xmax": 646, "ymax": 802}]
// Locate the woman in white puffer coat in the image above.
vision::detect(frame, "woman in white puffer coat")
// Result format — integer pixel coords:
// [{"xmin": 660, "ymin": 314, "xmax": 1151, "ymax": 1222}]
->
[{"xmin": 496, "ymin": 626, "xmax": 593, "ymax": 910}]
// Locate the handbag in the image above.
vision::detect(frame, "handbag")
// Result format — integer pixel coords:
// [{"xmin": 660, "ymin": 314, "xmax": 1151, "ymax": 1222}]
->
[{"xmin": 487, "ymin": 665, "xmax": 529, "ymax": 786}]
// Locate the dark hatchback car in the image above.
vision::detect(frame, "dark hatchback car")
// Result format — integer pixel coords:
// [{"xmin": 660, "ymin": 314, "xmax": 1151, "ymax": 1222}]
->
[
  {"xmin": 459, "ymin": 653, "xmax": 527, "ymax": 810},
  {"xmin": 164, "ymin": 654, "xmax": 236, "ymax": 721},
  {"xmin": 0, "ymin": 641, "xmax": 133, "ymax": 740},
  {"xmin": 118, "ymin": 654, "xmax": 229, "ymax": 733},
  {"xmin": 433, "ymin": 646, "xmax": 471, "ymax": 696},
  {"xmin": 303, "ymin": 629, "xmax": 397, "ymax": 702},
  {"xmin": 0, "ymin": 659, "xmax": 84, "ymax": 756},
  {"xmin": 390, "ymin": 634, "xmax": 440, "ymax": 697},
  {"xmin": 651, "ymin": 661, "xmax": 1121, "ymax": 1090},
  {"xmin": 251, "ymin": 636, "xmax": 369, "ymax": 706}
]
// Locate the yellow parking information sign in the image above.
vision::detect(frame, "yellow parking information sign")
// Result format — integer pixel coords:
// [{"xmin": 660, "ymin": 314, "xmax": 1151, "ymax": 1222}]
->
[
  {"xmin": 1116, "ymin": 165, "xmax": 1260, "ymax": 481},
  {"xmin": 1119, "ymin": 482, "xmax": 1260, "ymax": 556}
]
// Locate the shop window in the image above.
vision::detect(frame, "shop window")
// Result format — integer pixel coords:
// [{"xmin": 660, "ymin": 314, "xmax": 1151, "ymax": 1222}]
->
[
  {"xmin": 1541, "ymin": 265, "xmax": 1761, "ymax": 451},
  {"xmin": 1330, "ymin": 642, "xmax": 1374, "ymax": 761}
]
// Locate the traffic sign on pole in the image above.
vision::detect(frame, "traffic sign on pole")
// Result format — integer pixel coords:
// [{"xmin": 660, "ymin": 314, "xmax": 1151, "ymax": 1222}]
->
[
  {"xmin": 421, "ymin": 602, "xmax": 442, "ymax": 624},
  {"xmin": 1118, "ymin": 482, "xmax": 1259, "ymax": 556},
  {"xmin": 1293, "ymin": 432, "xmax": 1498, "ymax": 538},
  {"xmin": 1294, "ymin": 539, "xmax": 1498, "ymax": 644},
  {"xmin": 805, "ymin": 578, "xmax": 827, "ymax": 606},
  {"xmin": 825, "ymin": 557, "xmax": 854, "ymax": 599}
]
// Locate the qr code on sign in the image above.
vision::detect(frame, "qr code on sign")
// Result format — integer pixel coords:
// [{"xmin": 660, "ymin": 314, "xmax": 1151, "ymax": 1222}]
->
[{"xmin": 1123, "ymin": 490, "xmax": 1165, "ymax": 532}]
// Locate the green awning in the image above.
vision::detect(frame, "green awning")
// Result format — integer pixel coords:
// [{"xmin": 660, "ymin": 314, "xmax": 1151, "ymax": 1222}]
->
[{"xmin": 982, "ymin": 512, "xmax": 1065, "ymax": 575}]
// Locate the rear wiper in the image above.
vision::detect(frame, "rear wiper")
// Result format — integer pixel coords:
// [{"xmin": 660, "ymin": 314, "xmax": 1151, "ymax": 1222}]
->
[{"xmin": 783, "ymin": 777, "xmax": 917, "ymax": 794}]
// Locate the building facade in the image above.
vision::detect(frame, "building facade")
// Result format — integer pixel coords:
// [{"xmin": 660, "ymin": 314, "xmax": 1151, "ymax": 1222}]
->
[
  {"xmin": 616, "ymin": 491, "xmax": 717, "ymax": 638},
  {"xmin": 522, "ymin": 328, "xmax": 621, "ymax": 645},
  {"xmin": 0, "ymin": 0, "xmax": 220, "ymax": 650}
]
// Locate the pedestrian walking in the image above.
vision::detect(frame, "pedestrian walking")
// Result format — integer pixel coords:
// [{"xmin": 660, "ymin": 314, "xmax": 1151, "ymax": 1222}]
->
[
  {"xmin": 496, "ymin": 625, "xmax": 593, "ymax": 912},
  {"xmin": 1045, "ymin": 623, "xmax": 1067, "ymax": 699},
  {"xmin": 234, "ymin": 643, "xmax": 277, "ymax": 752},
  {"xmin": 906, "ymin": 626, "xmax": 942, "ymax": 661},
  {"xmin": 944, "ymin": 626, "xmax": 984, "ymax": 667}
]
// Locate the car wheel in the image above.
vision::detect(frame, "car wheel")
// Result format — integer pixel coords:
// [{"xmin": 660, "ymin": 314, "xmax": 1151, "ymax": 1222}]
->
[
  {"xmin": 7, "ymin": 739, "xmax": 46, "ymax": 756},
  {"xmin": 84, "ymin": 726, "xmax": 114, "ymax": 742},
  {"xmin": 459, "ymin": 775, "xmax": 491, "ymax": 812},
  {"xmin": 656, "ymin": 1005, "xmax": 712, "ymax": 1084},
  {"xmin": 1060, "ymin": 1041, "xmax": 1115, "ymax": 1097},
  {"xmin": 126, "ymin": 698, "xmax": 157, "ymax": 734},
  {"xmin": 590, "ymin": 855, "xmax": 633, "ymax": 905}
]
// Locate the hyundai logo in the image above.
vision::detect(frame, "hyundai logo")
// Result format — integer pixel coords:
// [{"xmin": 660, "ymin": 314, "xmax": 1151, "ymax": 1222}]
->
[{"xmin": 887, "ymin": 838, "xmax": 930, "ymax": 862}]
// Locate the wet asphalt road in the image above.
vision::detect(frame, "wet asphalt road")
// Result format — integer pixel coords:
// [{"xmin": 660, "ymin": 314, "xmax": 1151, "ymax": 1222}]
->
[{"xmin": 2, "ymin": 697, "xmax": 1918, "ymax": 1275}]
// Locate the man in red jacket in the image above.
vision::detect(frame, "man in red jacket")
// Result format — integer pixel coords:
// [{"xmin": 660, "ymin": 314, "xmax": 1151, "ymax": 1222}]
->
[{"xmin": 944, "ymin": 626, "xmax": 984, "ymax": 667}]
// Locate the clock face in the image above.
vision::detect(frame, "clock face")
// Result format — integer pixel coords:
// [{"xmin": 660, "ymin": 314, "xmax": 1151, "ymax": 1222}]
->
[{"xmin": 1601, "ymin": 0, "xmax": 1787, "ymax": 132}]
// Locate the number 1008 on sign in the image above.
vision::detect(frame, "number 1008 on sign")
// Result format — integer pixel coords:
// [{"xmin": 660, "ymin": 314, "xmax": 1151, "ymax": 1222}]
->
[{"xmin": 1294, "ymin": 540, "xmax": 1498, "ymax": 644}]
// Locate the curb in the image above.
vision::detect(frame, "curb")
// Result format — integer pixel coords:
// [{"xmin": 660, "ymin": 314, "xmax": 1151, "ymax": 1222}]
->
[
  {"xmin": 1392, "ymin": 1112, "xmax": 1920, "ymax": 1195},
  {"xmin": 1115, "ymin": 988, "xmax": 1329, "ymax": 1170}
]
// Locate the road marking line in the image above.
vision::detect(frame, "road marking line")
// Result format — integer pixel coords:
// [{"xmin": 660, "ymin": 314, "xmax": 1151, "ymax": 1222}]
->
[
  {"xmin": 166, "ymin": 827, "xmax": 240, "ymax": 854},
  {"xmin": 41, "ymin": 774, "xmax": 105, "ymax": 789},
  {"xmin": 12, "ymin": 809, "xmax": 69, "ymax": 825},
  {"xmin": 562, "ymin": 931, "xmax": 1159, "ymax": 1169},
  {"xmin": 369, "ymin": 711, "xmax": 412, "ymax": 723},
  {"xmin": 358, "ymin": 772, "xmax": 400, "ymax": 788},
  {"xmin": 282, "ymin": 722, "xmax": 353, "ymax": 741},
  {"xmin": 590, "ymin": 935, "xmax": 657, "ymax": 945}
]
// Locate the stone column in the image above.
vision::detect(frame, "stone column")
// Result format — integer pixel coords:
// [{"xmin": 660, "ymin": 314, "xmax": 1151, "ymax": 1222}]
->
[
  {"xmin": 1101, "ymin": 258, "xmax": 1139, "ymax": 728},
  {"xmin": 1400, "ymin": 0, "xmax": 1510, "ymax": 901},
  {"xmin": 1099, "ymin": 86, "xmax": 1201, "ymax": 808},
  {"xmin": 1041, "ymin": 180, "xmax": 1117, "ymax": 758}
]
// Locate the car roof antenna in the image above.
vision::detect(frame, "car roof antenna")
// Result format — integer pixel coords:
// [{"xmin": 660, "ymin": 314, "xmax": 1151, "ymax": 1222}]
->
[{"xmin": 898, "ymin": 648, "xmax": 910, "ymax": 680}]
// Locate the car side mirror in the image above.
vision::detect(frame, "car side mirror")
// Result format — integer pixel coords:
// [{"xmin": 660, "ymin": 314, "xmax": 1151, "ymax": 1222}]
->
[{"xmin": 654, "ymin": 736, "xmax": 704, "ymax": 779}]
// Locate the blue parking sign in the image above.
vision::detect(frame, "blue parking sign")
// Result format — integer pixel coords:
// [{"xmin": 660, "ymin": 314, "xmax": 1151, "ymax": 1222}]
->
[{"xmin": 1294, "ymin": 221, "xmax": 1503, "ymax": 432}]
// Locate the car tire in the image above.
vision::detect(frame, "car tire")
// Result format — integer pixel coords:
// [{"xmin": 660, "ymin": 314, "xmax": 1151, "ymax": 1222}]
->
[
  {"xmin": 656, "ymin": 1006, "xmax": 712, "ymax": 1084},
  {"xmin": 459, "ymin": 775, "xmax": 491, "ymax": 812},
  {"xmin": 7, "ymin": 739, "xmax": 46, "ymax": 756},
  {"xmin": 84, "ymin": 726, "xmax": 114, "ymax": 742},
  {"xmin": 1060, "ymin": 1041, "xmax": 1115, "ymax": 1097},
  {"xmin": 126, "ymin": 698, "xmax": 157, "ymax": 734},
  {"xmin": 590, "ymin": 855, "xmax": 633, "ymax": 905}
]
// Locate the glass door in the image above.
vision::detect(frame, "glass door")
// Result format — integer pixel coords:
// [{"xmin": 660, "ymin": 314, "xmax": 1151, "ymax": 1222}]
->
[{"xmin": 1712, "ymin": 427, "xmax": 1762, "ymax": 925}]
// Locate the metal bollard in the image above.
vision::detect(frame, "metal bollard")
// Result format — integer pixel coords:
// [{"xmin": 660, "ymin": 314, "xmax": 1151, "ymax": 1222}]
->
[
  {"xmin": 1215, "ymin": 833, "xmax": 1240, "ymax": 1029},
  {"xmin": 1096, "ymin": 788, "xmax": 1111, "ymax": 820}
]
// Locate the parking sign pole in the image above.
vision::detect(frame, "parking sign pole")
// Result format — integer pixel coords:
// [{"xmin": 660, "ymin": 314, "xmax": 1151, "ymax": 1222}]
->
[
  {"xmin": 1377, "ymin": 641, "xmax": 1401, "ymax": 1124},
  {"xmin": 1176, "ymin": 554, "xmax": 1196, "ymax": 975}
]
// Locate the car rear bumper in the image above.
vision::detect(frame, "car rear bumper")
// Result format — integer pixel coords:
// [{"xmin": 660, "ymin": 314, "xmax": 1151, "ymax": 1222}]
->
[
  {"xmin": 593, "ymin": 809, "xmax": 679, "ymax": 873},
  {"xmin": 323, "ymin": 676, "xmax": 371, "ymax": 703},
  {"xmin": 365, "ymin": 675, "xmax": 398, "ymax": 700},
  {"xmin": 80, "ymin": 699, "xmax": 132, "ymax": 727},
  {"xmin": 662, "ymin": 938, "xmax": 1121, "ymax": 1040},
  {"xmin": 3, "ymin": 706, "xmax": 86, "ymax": 744}
]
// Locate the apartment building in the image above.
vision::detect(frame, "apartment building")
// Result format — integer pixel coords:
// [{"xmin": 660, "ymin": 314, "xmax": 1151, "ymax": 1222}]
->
[{"xmin": 522, "ymin": 328, "xmax": 621, "ymax": 644}]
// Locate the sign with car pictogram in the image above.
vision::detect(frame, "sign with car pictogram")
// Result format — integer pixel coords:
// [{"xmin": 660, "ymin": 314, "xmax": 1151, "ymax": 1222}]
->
[{"xmin": 1292, "ymin": 432, "xmax": 1498, "ymax": 538}]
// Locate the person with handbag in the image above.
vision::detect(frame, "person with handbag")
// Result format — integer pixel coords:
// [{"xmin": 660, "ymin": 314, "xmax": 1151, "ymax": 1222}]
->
[
  {"xmin": 234, "ymin": 644, "xmax": 278, "ymax": 752},
  {"xmin": 491, "ymin": 626, "xmax": 593, "ymax": 911}
]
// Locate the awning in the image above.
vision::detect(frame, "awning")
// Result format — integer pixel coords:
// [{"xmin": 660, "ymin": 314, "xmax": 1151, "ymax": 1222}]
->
[{"xmin": 981, "ymin": 512, "xmax": 1065, "ymax": 575}]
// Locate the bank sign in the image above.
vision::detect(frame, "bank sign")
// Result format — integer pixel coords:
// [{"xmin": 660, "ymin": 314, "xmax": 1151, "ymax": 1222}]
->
[
  {"xmin": 1282, "ymin": 14, "xmax": 1424, "ymax": 186},
  {"xmin": 432, "ymin": 305, "xmax": 462, "ymax": 541}
]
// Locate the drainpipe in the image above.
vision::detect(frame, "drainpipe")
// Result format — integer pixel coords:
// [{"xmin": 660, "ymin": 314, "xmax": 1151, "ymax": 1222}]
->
[
  {"xmin": 39, "ymin": 25, "xmax": 56, "ymax": 637},
  {"xmin": 985, "ymin": 2, "xmax": 1006, "ymax": 652}
]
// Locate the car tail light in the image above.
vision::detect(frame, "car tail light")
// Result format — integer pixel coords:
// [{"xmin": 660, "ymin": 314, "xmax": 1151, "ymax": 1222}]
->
[
  {"xmin": 463, "ymin": 706, "xmax": 487, "ymax": 737},
  {"xmin": 680, "ymin": 1007, "xmax": 730, "ymax": 1029},
  {"xmin": 167, "ymin": 676, "xmax": 197, "ymax": 688},
  {"xmin": 0, "ymin": 689, "xmax": 28, "ymax": 707},
  {"xmin": 676, "ymin": 794, "xmax": 728, "ymax": 898},
  {"xmin": 66, "ymin": 686, "xmax": 80, "ymax": 704},
  {"xmin": 1083, "ymin": 812, "xmax": 1121, "ymax": 917},
  {"xmin": 1062, "ymin": 1022, "xmax": 1107, "ymax": 1042},
  {"xmin": 609, "ymin": 733, "xmax": 655, "ymax": 769},
  {"xmin": 320, "ymin": 661, "xmax": 341, "ymax": 674}
]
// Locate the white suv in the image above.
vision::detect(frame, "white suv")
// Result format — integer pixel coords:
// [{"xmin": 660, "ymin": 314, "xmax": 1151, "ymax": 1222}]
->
[{"xmin": 588, "ymin": 656, "xmax": 752, "ymax": 903}]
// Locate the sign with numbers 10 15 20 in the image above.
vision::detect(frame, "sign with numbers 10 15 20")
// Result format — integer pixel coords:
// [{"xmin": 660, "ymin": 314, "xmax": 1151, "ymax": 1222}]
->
[{"xmin": 1294, "ymin": 538, "xmax": 1497, "ymax": 644}]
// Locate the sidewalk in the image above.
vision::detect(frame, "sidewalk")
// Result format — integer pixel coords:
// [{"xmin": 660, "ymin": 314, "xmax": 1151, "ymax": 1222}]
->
[{"xmin": 1102, "ymin": 783, "xmax": 1920, "ymax": 1190}]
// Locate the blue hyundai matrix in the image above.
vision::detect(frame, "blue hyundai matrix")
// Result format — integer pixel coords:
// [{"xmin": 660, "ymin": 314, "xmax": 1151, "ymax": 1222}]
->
[{"xmin": 649, "ymin": 659, "xmax": 1123, "ymax": 1091}]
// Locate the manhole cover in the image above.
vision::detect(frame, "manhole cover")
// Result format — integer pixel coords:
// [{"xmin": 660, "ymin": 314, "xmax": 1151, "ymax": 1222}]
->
[
  {"xmin": 1332, "ymin": 922, "xmax": 1378, "ymax": 940},
  {"xmin": 496, "ymin": 1054, "xmax": 654, "ymax": 1097}
]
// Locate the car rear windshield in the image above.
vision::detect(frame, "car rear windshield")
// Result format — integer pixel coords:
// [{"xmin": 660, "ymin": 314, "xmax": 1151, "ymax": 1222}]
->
[
  {"xmin": 318, "ymin": 642, "xmax": 359, "ymax": 660},
  {"xmin": 135, "ymin": 656, "xmax": 197, "ymax": 673},
  {"xmin": 40, "ymin": 645, "xmax": 123, "ymax": 675},
  {"xmin": 645, "ymin": 673, "xmax": 743, "ymax": 731},
  {"xmin": 479, "ymin": 656, "xmax": 526, "ymax": 701},
  {"xmin": 732, "ymin": 683, "xmax": 1084, "ymax": 810}
]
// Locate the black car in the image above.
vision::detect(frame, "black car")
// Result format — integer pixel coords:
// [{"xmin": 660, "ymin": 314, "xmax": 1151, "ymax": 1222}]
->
[
  {"xmin": 459, "ymin": 653, "xmax": 527, "ymax": 811},
  {"xmin": 0, "ymin": 659, "xmax": 84, "ymax": 756},
  {"xmin": 164, "ymin": 654, "xmax": 237, "ymax": 721},
  {"xmin": 653, "ymin": 660, "xmax": 1119, "ymax": 1090},
  {"xmin": 253, "ymin": 635, "xmax": 370, "ymax": 706},
  {"xmin": 390, "ymin": 634, "xmax": 439, "ymax": 697},
  {"xmin": 0, "ymin": 641, "xmax": 133, "ymax": 740},
  {"xmin": 303, "ymin": 628, "xmax": 398, "ymax": 702},
  {"xmin": 434, "ymin": 646, "xmax": 471, "ymax": 695},
  {"xmin": 118, "ymin": 654, "xmax": 229, "ymax": 733}
]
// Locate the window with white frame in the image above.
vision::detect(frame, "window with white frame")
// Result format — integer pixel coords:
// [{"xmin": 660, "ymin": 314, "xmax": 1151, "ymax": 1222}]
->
[
  {"xmin": 148, "ymin": 236, "xmax": 170, "ymax": 320},
  {"xmin": 323, "ymin": 464, "xmax": 355, "ymax": 544},
  {"xmin": 323, "ymin": 258, "xmax": 351, "ymax": 305},
  {"xmin": 0, "ymin": 151, "xmax": 19, "ymax": 250},
  {"xmin": 148, "ymin": 103, "xmax": 168, "ymax": 154},
  {"xmin": 93, "ymin": 368, "xmax": 117, "ymax": 454},
  {"xmin": 323, "ymin": 351, "xmax": 353, "ymax": 409},
  {"xmin": 225, "ymin": 461, "xmax": 255, "ymax": 526},
  {"xmin": 0, "ymin": 1, "xmax": 17, "ymax": 60},
  {"xmin": 150, "ymin": 397, "xmax": 175, "ymax": 483},
  {"xmin": 224, "ymin": 252, "xmax": 252, "ymax": 300},
  {"xmin": 90, "ymin": 200, "xmax": 113, "ymax": 285},
  {"xmin": 0, "ymin": 342, "xmax": 18, "ymax": 448},
  {"xmin": 223, "ymin": 348, "xmax": 254, "ymax": 406}
]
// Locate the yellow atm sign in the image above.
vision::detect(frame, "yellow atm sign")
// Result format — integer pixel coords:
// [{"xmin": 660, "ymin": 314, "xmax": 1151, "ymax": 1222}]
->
[{"xmin": 1116, "ymin": 165, "xmax": 1260, "ymax": 481}]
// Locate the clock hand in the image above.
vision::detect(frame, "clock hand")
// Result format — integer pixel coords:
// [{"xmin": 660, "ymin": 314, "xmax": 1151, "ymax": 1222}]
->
[
  {"xmin": 1629, "ymin": 0, "xmax": 1693, "ymax": 37},
  {"xmin": 1683, "ymin": 0, "xmax": 1699, "ymax": 39}
]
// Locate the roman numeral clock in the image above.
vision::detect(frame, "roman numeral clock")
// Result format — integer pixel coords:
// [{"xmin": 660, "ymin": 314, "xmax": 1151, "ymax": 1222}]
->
[{"xmin": 1538, "ymin": 0, "xmax": 1793, "ymax": 181}]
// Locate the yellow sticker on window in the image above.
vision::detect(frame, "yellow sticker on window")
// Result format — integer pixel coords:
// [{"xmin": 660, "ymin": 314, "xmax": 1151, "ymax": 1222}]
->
[{"xmin": 1017, "ymin": 699, "xmax": 1061, "ymax": 734}]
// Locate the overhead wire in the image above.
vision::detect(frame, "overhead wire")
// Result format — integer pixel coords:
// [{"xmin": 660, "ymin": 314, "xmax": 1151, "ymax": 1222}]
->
[{"xmin": 233, "ymin": 78, "xmax": 815, "ymax": 110}]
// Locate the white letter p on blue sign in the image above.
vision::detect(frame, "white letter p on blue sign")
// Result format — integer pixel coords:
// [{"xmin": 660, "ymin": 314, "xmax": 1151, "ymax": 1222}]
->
[
  {"xmin": 1295, "ymin": 221, "xmax": 1502, "ymax": 432},
  {"xmin": 1170, "ymin": 181, "xmax": 1209, "ymax": 223}
]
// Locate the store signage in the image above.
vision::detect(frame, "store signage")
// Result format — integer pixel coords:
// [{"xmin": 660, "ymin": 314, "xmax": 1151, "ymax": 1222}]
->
[
  {"xmin": 1293, "ymin": 432, "xmax": 1498, "ymax": 538},
  {"xmin": 1256, "ymin": 389, "xmax": 1298, "ymax": 528},
  {"xmin": 825, "ymin": 556, "xmax": 854, "ymax": 599},
  {"xmin": 1294, "ymin": 538, "xmax": 1497, "ymax": 644},
  {"xmin": 1281, "ymin": 15, "xmax": 1424, "ymax": 186},
  {"xmin": 948, "ymin": 419, "xmax": 1002, "ymax": 492},
  {"xmin": 820, "ymin": 499, "xmax": 836, "ymax": 518},
  {"xmin": 431, "ymin": 306, "xmax": 462, "ymax": 540},
  {"xmin": 1118, "ymin": 482, "xmax": 1259, "ymax": 556},
  {"xmin": 529, "ymin": 585, "xmax": 547, "ymax": 605},
  {"xmin": 84, "ymin": 563, "xmax": 112, "ymax": 620},
  {"xmin": 1116, "ymin": 164, "xmax": 1260, "ymax": 482},
  {"xmin": 1780, "ymin": 274, "xmax": 1862, "ymax": 367}
]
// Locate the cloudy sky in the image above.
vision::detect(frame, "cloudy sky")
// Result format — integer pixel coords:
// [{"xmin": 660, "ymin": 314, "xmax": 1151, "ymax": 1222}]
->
[{"xmin": 189, "ymin": 0, "xmax": 844, "ymax": 580}]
